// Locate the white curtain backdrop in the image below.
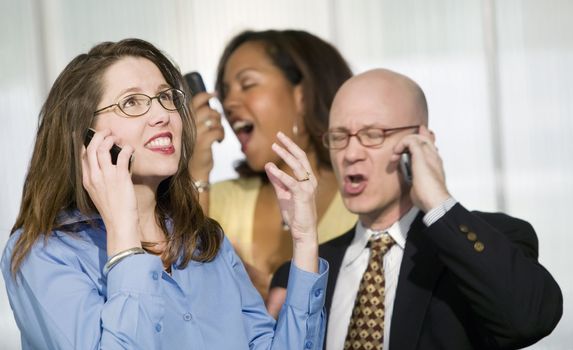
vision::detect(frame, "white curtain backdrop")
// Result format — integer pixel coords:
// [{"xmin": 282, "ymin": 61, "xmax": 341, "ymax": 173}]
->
[{"xmin": 1, "ymin": 0, "xmax": 571, "ymax": 348}]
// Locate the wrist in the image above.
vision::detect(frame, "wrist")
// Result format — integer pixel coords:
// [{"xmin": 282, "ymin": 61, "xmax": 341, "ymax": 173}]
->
[
  {"xmin": 292, "ymin": 238, "xmax": 319, "ymax": 273},
  {"xmin": 194, "ymin": 180, "xmax": 210, "ymax": 193},
  {"xmin": 420, "ymin": 191, "xmax": 451, "ymax": 213},
  {"xmin": 106, "ymin": 232, "xmax": 142, "ymax": 257},
  {"xmin": 104, "ymin": 247, "xmax": 146, "ymax": 276}
]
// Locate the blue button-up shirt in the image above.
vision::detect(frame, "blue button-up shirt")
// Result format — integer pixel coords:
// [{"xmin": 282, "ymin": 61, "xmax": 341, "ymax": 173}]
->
[{"xmin": 1, "ymin": 211, "xmax": 328, "ymax": 349}]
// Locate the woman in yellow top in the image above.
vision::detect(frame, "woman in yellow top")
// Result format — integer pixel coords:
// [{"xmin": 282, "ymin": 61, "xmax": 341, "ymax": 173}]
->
[{"xmin": 189, "ymin": 29, "xmax": 357, "ymax": 302}]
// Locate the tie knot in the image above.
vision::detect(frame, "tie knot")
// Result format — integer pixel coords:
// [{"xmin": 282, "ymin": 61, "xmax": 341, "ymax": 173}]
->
[{"xmin": 369, "ymin": 233, "xmax": 395, "ymax": 255}]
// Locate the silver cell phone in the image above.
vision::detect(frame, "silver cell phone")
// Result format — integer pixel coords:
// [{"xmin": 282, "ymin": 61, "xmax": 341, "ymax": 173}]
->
[{"xmin": 400, "ymin": 153, "xmax": 413, "ymax": 184}]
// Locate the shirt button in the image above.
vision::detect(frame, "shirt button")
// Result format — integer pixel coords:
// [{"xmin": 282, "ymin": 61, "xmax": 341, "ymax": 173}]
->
[
  {"xmin": 305, "ymin": 340, "xmax": 313, "ymax": 349},
  {"xmin": 183, "ymin": 312, "xmax": 192, "ymax": 321},
  {"xmin": 152, "ymin": 271, "xmax": 159, "ymax": 280},
  {"xmin": 155, "ymin": 323, "xmax": 162, "ymax": 332},
  {"xmin": 313, "ymin": 289, "xmax": 322, "ymax": 298}
]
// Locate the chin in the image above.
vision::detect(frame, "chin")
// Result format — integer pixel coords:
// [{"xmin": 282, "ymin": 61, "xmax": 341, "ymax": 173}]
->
[
  {"xmin": 246, "ymin": 154, "xmax": 272, "ymax": 173},
  {"xmin": 342, "ymin": 196, "xmax": 373, "ymax": 215}
]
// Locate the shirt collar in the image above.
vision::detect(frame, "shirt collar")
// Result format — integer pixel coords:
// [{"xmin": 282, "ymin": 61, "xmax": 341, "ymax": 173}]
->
[
  {"xmin": 345, "ymin": 207, "xmax": 419, "ymax": 265},
  {"xmin": 56, "ymin": 209, "xmax": 101, "ymax": 227}
]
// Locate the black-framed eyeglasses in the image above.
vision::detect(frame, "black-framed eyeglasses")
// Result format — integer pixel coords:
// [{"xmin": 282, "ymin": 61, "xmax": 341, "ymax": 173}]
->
[
  {"xmin": 93, "ymin": 88, "xmax": 186, "ymax": 117},
  {"xmin": 322, "ymin": 125, "xmax": 419, "ymax": 150}
]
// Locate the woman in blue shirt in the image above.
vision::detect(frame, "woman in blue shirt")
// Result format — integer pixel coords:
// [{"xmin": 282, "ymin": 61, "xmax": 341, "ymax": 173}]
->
[{"xmin": 1, "ymin": 38, "xmax": 327, "ymax": 349}]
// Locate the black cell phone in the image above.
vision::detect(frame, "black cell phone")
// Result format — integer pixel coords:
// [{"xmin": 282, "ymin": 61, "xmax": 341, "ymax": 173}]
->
[
  {"xmin": 184, "ymin": 71, "xmax": 224, "ymax": 142},
  {"xmin": 400, "ymin": 152, "xmax": 413, "ymax": 184},
  {"xmin": 84, "ymin": 128, "xmax": 132, "ymax": 170},
  {"xmin": 184, "ymin": 71, "xmax": 207, "ymax": 96}
]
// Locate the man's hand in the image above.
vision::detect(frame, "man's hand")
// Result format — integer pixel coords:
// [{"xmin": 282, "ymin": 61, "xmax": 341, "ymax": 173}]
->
[{"xmin": 392, "ymin": 125, "xmax": 450, "ymax": 212}]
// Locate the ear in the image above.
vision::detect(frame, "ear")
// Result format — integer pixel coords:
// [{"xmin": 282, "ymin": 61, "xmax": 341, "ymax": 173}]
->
[
  {"xmin": 426, "ymin": 129, "xmax": 436, "ymax": 144},
  {"xmin": 428, "ymin": 128, "xmax": 436, "ymax": 143}
]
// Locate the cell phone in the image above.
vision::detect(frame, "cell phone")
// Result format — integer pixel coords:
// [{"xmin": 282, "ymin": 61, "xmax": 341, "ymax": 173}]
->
[
  {"xmin": 184, "ymin": 71, "xmax": 207, "ymax": 96},
  {"xmin": 400, "ymin": 152, "xmax": 413, "ymax": 184},
  {"xmin": 84, "ymin": 128, "xmax": 132, "ymax": 170},
  {"xmin": 184, "ymin": 71, "xmax": 224, "ymax": 142}
]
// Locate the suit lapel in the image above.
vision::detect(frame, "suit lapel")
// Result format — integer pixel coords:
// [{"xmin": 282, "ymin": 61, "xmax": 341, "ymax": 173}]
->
[{"xmin": 389, "ymin": 214, "xmax": 444, "ymax": 350}]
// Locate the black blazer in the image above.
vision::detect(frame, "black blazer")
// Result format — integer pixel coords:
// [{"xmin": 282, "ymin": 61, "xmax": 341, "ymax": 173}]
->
[{"xmin": 272, "ymin": 204, "xmax": 562, "ymax": 349}]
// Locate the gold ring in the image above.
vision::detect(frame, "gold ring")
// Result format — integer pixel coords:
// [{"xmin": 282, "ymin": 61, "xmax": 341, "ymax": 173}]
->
[{"xmin": 297, "ymin": 172, "xmax": 311, "ymax": 182}]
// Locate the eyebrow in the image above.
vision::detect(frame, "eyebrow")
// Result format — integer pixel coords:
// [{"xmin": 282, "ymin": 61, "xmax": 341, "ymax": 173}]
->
[
  {"xmin": 112, "ymin": 84, "xmax": 172, "ymax": 100},
  {"xmin": 235, "ymin": 68, "xmax": 262, "ymax": 81}
]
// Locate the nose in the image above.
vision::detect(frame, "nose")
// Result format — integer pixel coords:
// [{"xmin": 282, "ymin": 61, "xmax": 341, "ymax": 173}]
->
[
  {"xmin": 342, "ymin": 135, "xmax": 367, "ymax": 163},
  {"xmin": 147, "ymin": 98, "xmax": 171, "ymax": 126},
  {"xmin": 222, "ymin": 88, "xmax": 242, "ymax": 117}
]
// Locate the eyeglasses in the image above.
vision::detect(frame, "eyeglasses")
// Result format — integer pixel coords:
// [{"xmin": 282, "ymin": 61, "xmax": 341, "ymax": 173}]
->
[
  {"xmin": 322, "ymin": 125, "xmax": 419, "ymax": 150},
  {"xmin": 93, "ymin": 88, "xmax": 186, "ymax": 117}
]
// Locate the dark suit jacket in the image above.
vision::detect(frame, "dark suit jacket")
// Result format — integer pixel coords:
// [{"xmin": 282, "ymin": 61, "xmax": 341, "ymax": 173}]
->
[{"xmin": 272, "ymin": 204, "xmax": 562, "ymax": 349}]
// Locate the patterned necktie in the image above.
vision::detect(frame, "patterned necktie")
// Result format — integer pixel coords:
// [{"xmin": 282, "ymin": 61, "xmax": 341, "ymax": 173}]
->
[{"xmin": 344, "ymin": 233, "xmax": 395, "ymax": 350}]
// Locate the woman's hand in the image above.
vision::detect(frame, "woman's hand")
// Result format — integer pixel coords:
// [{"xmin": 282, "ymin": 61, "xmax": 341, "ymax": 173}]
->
[
  {"xmin": 188, "ymin": 93, "xmax": 225, "ymax": 182},
  {"xmin": 264, "ymin": 132, "xmax": 318, "ymax": 273},
  {"xmin": 81, "ymin": 129, "xmax": 140, "ymax": 256}
]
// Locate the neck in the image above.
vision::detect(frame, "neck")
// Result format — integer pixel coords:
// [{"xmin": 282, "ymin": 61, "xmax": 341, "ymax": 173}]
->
[
  {"xmin": 133, "ymin": 183, "xmax": 163, "ymax": 242},
  {"xmin": 360, "ymin": 195, "xmax": 414, "ymax": 231}
]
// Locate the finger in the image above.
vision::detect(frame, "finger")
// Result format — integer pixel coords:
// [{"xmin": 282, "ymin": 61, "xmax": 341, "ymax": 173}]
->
[
  {"xmin": 276, "ymin": 132, "xmax": 313, "ymax": 172},
  {"xmin": 418, "ymin": 125, "xmax": 432, "ymax": 138},
  {"xmin": 116, "ymin": 144, "xmax": 134, "ymax": 173},
  {"xmin": 265, "ymin": 162, "xmax": 297, "ymax": 191},
  {"xmin": 189, "ymin": 92, "xmax": 216, "ymax": 111},
  {"xmin": 271, "ymin": 142, "xmax": 311, "ymax": 183},
  {"xmin": 198, "ymin": 110, "xmax": 221, "ymax": 131},
  {"xmin": 264, "ymin": 162, "xmax": 295, "ymax": 193},
  {"xmin": 81, "ymin": 147, "xmax": 92, "ymax": 190},
  {"xmin": 85, "ymin": 129, "xmax": 111, "ymax": 174},
  {"xmin": 96, "ymin": 136, "xmax": 116, "ymax": 171}
]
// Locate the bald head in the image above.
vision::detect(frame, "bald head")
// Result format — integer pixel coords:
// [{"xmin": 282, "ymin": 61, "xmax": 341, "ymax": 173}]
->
[{"xmin": 330, "ymin": 68, "xmax": 428, "ymax": 128}]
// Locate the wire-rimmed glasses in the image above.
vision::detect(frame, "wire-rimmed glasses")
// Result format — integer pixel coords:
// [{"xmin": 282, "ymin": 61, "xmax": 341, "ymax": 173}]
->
[
  {"xmin": 93, "ymin": 88, "xmax": 186, "ymax": 117},
  {"xmin": 322, "ymin": 125, "xmax": 419, "ymax": 150}
]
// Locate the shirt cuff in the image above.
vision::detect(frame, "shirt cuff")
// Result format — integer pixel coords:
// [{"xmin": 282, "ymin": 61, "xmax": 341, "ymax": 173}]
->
[
  {"xmin": 106, "ymin": 253, "xmax": 164, "ymax": 297},
  {"xmin": 423, "ymin": 197, "xmax": 457, "ymax": 226},
  {"xmin": 285, "ymin": 258, "xmax": 328, "ymax": 315}
]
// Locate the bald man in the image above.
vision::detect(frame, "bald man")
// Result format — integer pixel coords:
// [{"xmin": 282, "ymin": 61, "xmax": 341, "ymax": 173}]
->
[{"xmin": 269, "ymin": 69, "xmax": 562, "ymax": 350}]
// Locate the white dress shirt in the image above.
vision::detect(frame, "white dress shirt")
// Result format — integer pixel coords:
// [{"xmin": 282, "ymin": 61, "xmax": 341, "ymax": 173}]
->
[{"xmin": 326, "ymin": 207, "xmax": 419, "ymax": 350}]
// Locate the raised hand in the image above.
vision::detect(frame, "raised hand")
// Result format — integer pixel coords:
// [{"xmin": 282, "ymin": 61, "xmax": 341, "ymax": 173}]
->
[
  {"xmin": 264, "ymin": 132, "xmax": 318, "ymax": 273},
  {"xmin": 188, "ymin": 93, "xmax": 225, "ymax": 182}
]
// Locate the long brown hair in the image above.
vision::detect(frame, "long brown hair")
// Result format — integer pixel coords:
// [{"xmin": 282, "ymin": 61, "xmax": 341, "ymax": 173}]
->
[
  {"xmin": 10, "ymin": 38, "xmax": 222, "ymax": 275},
  {"xmin": 215, "ymin": 29, "xmax": 353, "ymax": 178}
]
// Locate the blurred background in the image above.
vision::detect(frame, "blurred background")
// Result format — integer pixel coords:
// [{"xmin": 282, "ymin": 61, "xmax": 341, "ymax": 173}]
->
[{"xmin": 1, "ymin": 0, "xmax": 571, "ymax": 348}]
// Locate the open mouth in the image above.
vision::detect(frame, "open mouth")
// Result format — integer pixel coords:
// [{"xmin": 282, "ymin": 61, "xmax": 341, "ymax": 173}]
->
[
  {"xmin": 232, "ymin": 120, "xmax": 254, "ymax": 152},
  {"xmin": 344, "ymin": 174, "xmax": 367, "ymax": 195},
  {"xmin": 347, "ymin": 174, "xmax": 365, "ymax": 186},
  {"xmin": 232, "ymin": 120, "xmax": 254, "ymax": 134},
  {"xmin": 144, "ymin": 132, "xmax": 175, "ymax": 154},
  {"xmin": 145, "ymin": 136, "xmax": 172, "ymax": 148}
]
